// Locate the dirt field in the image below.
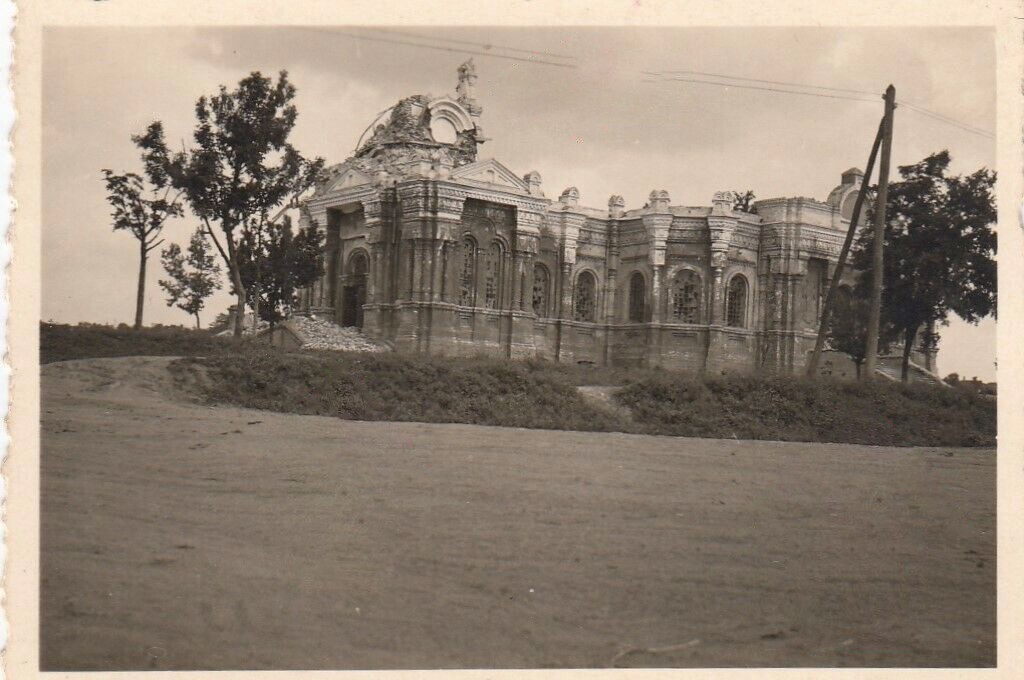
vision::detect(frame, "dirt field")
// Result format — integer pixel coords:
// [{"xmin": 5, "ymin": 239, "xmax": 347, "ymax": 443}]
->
[{"xmin": 41, "ymin": 357, "xmax": 996, "ymax": 670}]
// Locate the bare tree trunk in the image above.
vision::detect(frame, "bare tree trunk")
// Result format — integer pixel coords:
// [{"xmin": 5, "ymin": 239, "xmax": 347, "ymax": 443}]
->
[
  {"xmin": 134, "ymin": 242, "xmax": 147, "ymax": 330},
  {"xmin": 855, "ymin": 361, "xmax": 861, "ymax": 380},
  {"xmin": 194, "ymin": 313, "xmax": 201, "ymax": 330},
  {"xmin": 252, "ymin": 284, "xmax": 260, "ymax": 334},
  {"xmin": 234, "ymin": 291, "xmax": 246, "ymax": 338},
  {"xmin": 230, "ymin": 248, "xmax": 246, "ymax": 340},
  {"xmin": 901, "ymin": 324, "xmax": 918, "ymax": 383}
]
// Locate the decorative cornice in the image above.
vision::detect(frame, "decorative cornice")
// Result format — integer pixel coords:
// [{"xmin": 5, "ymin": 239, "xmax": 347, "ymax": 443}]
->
[{"xmin": 305, "ymin": 184, "xmax": 379, "ymax": 211}]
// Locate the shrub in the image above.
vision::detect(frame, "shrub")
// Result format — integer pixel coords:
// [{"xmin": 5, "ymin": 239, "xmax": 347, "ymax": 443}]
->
[
  {"xmin": 616, "ymin": 373, "xmax": 994, "ymax": 447},
  {"xmin": 179, "ymin": 349, "xmax": 633, "ymax": 434},
  {"xmin": 48, "ymin": 322, "xmax": 993, "ymax": 447}
]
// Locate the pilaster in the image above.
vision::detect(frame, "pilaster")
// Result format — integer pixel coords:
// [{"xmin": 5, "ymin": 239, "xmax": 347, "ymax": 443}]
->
[
  {"xmin": 550, "ymin": 194, "xmax": 586, "ymax": 320},
  {"xmin": 643, "ymin": 190, "xmax": 673, "ymax": 325}
]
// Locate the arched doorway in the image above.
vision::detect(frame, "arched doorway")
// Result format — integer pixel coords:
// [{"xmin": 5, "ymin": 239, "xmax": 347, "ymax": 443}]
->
[{"xmin": 341, "ymin": 251, "xmax": 369, "ymax": 328}]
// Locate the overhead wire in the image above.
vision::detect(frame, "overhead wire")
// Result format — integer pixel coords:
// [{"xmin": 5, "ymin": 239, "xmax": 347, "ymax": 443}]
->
[
  {"xmin": 900, "ymin": 102, "xmax": 994, "ymax": 138},
  {"xmin": 363, "ymin": 27, "xmax": 579, "ymax": 63},
  {"xmin": 643, "ymin": 70, "xmax": 994, "ymax": 139},
  {"xmin": 288, "ymin": 29, "xmax": 992, "ymax": 138},
  {"xmin": 644, "ymin": 74, "xmax": 878, "ymax": 103},
  {"xmin": 659, "ymin": 69, "xmax": 879, "ymax": 97},
  {"xmin": 295, "ymin": 26, "xmax": 579, "ymax": 69}
]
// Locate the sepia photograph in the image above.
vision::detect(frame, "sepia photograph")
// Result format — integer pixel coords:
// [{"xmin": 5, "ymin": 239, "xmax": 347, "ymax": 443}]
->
[{"xmin": 12, "ymin": 5, "xmax": 1017, "ymax": 675}]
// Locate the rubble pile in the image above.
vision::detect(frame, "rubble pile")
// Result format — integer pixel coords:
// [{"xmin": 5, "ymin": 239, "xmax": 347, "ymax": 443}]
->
[{"xmin": 288, "ymin": 315, "xmax": 390, "ymax": 353}]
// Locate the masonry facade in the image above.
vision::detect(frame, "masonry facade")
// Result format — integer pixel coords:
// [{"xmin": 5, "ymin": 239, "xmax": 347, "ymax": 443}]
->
[{"xmin": 297, "ymin": 62, "xmax": 906, "ymax": 374}]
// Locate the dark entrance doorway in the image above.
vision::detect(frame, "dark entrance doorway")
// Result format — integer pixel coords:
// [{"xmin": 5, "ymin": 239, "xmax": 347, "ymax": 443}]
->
[
  {"xmin": 341, "ymin": 283, "xmax": 366, "ymax": 328},
  {"xmin": 341, "ymin": 251, "xmax": 369, "ymax": 328}
]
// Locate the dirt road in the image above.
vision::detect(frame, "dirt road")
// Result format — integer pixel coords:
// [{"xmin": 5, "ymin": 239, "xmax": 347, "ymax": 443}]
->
[{"xmin": 41, "ymin": 357, "xmax": 995, "ymax": 670}]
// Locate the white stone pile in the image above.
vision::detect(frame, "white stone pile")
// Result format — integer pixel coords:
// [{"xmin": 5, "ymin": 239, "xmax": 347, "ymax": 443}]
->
[{"xmin": 288, "ymin": 315, "xmax": 390, "ymax": 353}]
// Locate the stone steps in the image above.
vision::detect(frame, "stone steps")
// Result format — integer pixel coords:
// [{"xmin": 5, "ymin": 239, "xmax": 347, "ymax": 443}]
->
[{"xmin": 875, "ymin": 359, "xmax": 946, "ymax": 387}]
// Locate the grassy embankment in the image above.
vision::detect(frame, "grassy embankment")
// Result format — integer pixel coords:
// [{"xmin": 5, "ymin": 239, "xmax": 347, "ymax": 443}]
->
[
  {"xmin": 43, "ymin": 323, "xmax": 995, "ymax": 447},
  {"xmin": 41, "ymin": 322, "xmax": 237, "ymax": 364}
]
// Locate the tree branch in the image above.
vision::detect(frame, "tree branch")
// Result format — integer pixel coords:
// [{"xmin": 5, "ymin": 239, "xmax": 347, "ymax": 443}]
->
[{"xmin": 202, "ymin": 217, "xmax": 231, "ymax": 267}]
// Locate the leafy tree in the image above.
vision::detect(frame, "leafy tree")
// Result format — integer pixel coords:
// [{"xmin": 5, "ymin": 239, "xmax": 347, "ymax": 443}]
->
[
  {"xmin": 236, "ymin": 215, "xmax": 324, "ymax": 326},
  {"xmin": 733, "ymin": 190, "xmax": 756, "ymax": 213},
  {"xmin": 159, "ymin": 228, "xmax": 223, "ymax": 329},
  {"xmin": 826, "ymin": 286, "xmax": 894, "ymax": 379},
  {"xmin": 136, "ymin": 71, "xmax": 324, "ymax": 338},
  {"xmin": 101, "ymin": 122, "xmax": 184, "ymax": 329},
  {"xmin": 853, "ymin": 151, "xmax": 996, "ymax": 382}
]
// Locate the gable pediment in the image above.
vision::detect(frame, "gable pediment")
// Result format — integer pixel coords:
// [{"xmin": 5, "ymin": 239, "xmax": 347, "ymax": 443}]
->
[
  {"xmin": 328, "ymin": 167, "xmax": 373, "ymax": 192},
  {"xmin": 450, "ymin": 158, "xmax": 528, "ymax": 192}
]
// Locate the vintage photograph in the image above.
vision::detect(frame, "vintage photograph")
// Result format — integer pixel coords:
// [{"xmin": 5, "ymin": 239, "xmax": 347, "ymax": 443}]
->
[{"xmin": 36, "ymin": 23, "xmax": 997, "ymax": 671}]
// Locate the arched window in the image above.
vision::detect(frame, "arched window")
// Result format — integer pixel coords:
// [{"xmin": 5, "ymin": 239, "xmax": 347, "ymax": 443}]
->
[
  {"xmin": 574, "ymin": 271, "xmax": 597, "ymax": 322},
  {"xmin": 459, "ymin": 237, "xmax": 476, "ymax": 306},
  {"xmin": 429, "ymin": 116, "xmax": 458, "ymax": 144},
  {"xmin": 349, "ymin": 250, "xmax": 368, "ymax": 276},
  {"xmin": 532, "ymin": 264, "xmax": 550, "ymax": 317},
  {"xmin": 628, "ymin": 272, "xmax": 646, "ymax": 322},
  {"xmin": 671, "ymin": 270, "xmax": 701, "ymax": 323},
  {"xmin": 726, "ymin": 275, "xmax": 748, "ymax": 328},
  {"xmin": 483, "ymin": 241, "xmax": 503, "ymax": 309}
]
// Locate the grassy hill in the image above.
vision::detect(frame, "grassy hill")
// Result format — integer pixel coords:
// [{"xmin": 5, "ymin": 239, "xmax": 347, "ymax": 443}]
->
[
  {"xmin": 617, "ymin": 373, "xmax": 994, "ymax": 447},
  {"xmin": 40, "ymin": 322, "xmax": 236, "ymax": 364},
  {"xmin": 181, "ymin": 349, "xmax": 992, "ymax": 447},
  {"xmin": 42, "ymin": 323, "xmax": 995, "ymax": 447}
]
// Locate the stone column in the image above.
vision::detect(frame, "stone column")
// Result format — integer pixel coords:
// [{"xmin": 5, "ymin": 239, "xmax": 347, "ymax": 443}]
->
[
  {"xmin": 362, "ymin": 195, "xmax": 385, "ymax": 305},
  {"xmin": 437, "ymin": 189, "xmax": 466, "ymax": 305},
  {"xmin": 504, "ymin": 248, "xmax": 515, "ymax": 310},
  {"xmin": 643, "ymin": 191, "xmax": 673, "ymax": 325},
  {"xmin": 650, "ymin": 265, "xmax": 665, "ymax": 323},
  {"xmin": 707, "ymin": 192, "xmax": 739, "ymax": 325},
  {"xmin": 408, "ymin": 239, "xmax": 421, "ymax": 302},
  {"xmin": 603, "ymin": 269, "xmax": 617, "ymax": 323},
  {"xmin": 709, "ymin": 254, "xmax": 726, "ymax": 325},
  {"xmin": 604, "ymin": 202, "xmax": 622, "ymax": 325},
  {"xmin": 509, "ymin": 250, "xmax": 523, "ymax": 311},
  {"xmin": 521, "ymin": 251, "xmax": 535, "ymax": 311},
  {"xmin": 559, "ymin": 261, "xmax": 574, "ymax": 319},
  {"xmin": 431, "ymin": 240, "xmax": 447, "ymax": 303}
]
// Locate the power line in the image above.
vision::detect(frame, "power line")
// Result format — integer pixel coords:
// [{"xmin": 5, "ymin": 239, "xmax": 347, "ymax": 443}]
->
[
  {"xmin": 296, "ymin": 27, "xmax": 579, "ymax": 70},
  {"xmin": 657, "ymin": 69, "xmax": 880, "ymax": 98},
  {"xmin": 646, "ymin": 75, "xmax": 878, "ymax": 103},
  {"xmin": 903, "ymin": 104, "xmax": 994, "ymax": 138},
  {"xmin": 365, "ymin": 28, "xmax": 578, "ymax": 63},
  {"xmin": 901, "ymin": 102, "xmax": 994, "ymax": 139},
  {"xmin": 644, "ymin": 71, "xmax": 994, "ymax": 139}
]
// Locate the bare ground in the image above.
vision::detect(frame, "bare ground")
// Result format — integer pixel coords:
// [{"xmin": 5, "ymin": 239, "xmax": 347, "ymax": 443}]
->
[{"xmin": 41, "ymin": 356, "xmax": 995, "ymax": 670}]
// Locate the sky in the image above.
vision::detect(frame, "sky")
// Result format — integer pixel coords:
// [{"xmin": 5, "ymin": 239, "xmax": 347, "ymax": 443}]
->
[{"xmin": 41, "ymin": 26, "xmax": 997, "ymax": 380}]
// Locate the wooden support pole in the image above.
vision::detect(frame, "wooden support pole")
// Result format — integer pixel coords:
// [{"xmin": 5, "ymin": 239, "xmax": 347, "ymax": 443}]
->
[
  {"xmin": 806, "ymin": 117, "xmax": 885, "ymax": 377},
  {"xmin": 863, "ymin": 84, "xmax": 896, "ymax": 381}
]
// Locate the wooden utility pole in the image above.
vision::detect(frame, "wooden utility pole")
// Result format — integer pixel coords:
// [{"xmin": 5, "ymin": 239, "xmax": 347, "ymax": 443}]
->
[
  {"xmin": 862, "ymin": 84, "xmax": 895, "ymax": 381},
  {"xmin": 805, "ymin": 117, "xmax": 884, "ymax": 377}
]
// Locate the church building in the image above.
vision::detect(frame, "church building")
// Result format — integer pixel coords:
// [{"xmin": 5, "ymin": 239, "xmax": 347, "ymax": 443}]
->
[{"xmin": 297, "ymin": 61, "xmax": 911, "ymax": 374}]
